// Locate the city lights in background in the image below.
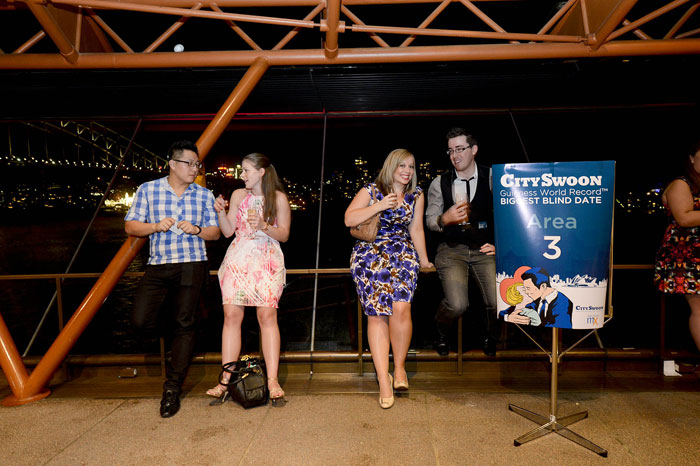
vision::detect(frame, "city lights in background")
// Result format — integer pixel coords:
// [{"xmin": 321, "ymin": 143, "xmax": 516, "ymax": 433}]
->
[{"xmin": 1, "ymin": 152, "xmax": 668, "ymax": 216}]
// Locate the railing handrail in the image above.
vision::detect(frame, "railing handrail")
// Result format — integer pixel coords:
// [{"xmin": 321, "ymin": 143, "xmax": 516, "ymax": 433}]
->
[{"xmin": 0, "ymin": 263, "xmax": 653, "ymax": 280}]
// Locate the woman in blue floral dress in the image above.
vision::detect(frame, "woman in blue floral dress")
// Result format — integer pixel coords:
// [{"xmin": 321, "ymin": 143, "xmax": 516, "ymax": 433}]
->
[{"xmin": 345, "ymin": 149, "xmax": 432, "ymax": 409}]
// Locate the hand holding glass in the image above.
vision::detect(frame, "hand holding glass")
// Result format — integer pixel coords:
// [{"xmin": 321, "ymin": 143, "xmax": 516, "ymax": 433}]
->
[{"xmin": 454, "ymin": 193, "xmax": 470, "ymax": 227}]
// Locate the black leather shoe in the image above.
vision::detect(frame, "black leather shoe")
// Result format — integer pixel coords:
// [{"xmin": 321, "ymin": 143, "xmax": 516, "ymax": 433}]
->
[
  {"xmin": 435, "ymin": 336, "xmax": 449, "ymax": 356},
  {"xmin": 160, "ymin": 389, "xmax": 180, "ymax": 418},
  {"xmin": 483, "ymin": 337, "xmax": 497, "ymax": 357}
]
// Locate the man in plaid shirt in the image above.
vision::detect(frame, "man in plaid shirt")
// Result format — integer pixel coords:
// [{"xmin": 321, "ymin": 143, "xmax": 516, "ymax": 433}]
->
[{"xmin": 125, "ymin": 140, "xmax": 220, "ymax": 418}]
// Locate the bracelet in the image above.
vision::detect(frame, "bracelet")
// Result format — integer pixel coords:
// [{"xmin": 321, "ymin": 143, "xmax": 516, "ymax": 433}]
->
[
  {"xmin": 193, "ymin": 225, "xmax": 202, "ymax": 235},
  {"xmin": 262, "ymin": 222, "xmax": 269, "ymax": 232}
]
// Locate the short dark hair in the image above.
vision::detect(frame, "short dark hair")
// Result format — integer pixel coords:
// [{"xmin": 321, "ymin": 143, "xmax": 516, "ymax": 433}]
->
[
  {"xmin": 446, "ymin": 127, "xmax": 478, "ymax": 147},
  {"xmin": 168, "ymin": 140, "xmax": 199, "ymax": 159},
  {"xmin": 522, "ymin": 267, "xmax": 551, "ymax": 288}
]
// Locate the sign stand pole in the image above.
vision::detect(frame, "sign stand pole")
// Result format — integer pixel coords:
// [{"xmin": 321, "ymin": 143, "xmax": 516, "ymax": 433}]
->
[{"xmin": 508, "ymin": 327, "xmax": 608, "ymax": 457}]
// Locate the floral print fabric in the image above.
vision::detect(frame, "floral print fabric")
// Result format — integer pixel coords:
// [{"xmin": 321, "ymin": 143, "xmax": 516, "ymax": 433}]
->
[
  {"xmin": 654, "ymin": 178, "xmax": 700, "ymax": 294},
  {"xmin": 218, "ymin": 192, "xmax": 285, "ymax": 308},
  {"xmin": 351, "ymin": 183, "xmax": 422, "ymax": 316}
]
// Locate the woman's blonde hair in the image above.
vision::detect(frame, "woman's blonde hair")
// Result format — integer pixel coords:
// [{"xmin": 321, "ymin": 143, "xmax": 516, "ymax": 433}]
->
[
  {"xmin": 505, "ymin": 282, "xmax": 524, "ymax": 306},
  {"xmin": 375, "ymin": 149, "xmax": 417, "ymax": 195},
  {"xmin": 242, "ymin": 153, "xmax": 285, "ymax": 224}
]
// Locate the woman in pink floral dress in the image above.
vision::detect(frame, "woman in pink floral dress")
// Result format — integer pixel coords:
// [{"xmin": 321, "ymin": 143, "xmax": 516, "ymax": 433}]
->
[{"xmin": 207, "ymin": 153, "xmax": 290, "ymax": 401}]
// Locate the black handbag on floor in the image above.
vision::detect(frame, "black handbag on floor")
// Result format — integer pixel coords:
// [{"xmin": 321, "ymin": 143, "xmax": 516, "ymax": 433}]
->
[{"xmin": 220, "ymin": 355, "xmax": 269, "ymax": 409}]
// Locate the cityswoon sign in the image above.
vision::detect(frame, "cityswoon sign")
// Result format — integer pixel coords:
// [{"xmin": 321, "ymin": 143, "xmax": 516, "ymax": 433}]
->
[{"xmin": 493, "ymin": 161, "xmax": 615, "ymax": 329}]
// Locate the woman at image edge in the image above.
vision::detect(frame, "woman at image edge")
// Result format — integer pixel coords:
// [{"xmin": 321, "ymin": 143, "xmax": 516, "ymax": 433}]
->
[
  {"xmin": 208, "ymin": 153, "xmax": 291, "ymax": 401},
  {"xmin": 655, "ymin": 140, "xmax": 700, "ymax": 353},
  {"xmin": 345, "ymin": 148, "xmax": 433, "ymax": 409}
]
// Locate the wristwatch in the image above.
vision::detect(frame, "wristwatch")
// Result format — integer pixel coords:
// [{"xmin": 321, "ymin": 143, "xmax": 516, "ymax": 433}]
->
[
  {"xmin": 193, "ymin": 225, "xmax": 202, "ymax": 235},
  {"xmin": 437, "ymin": 215, "xmax": 444, "ymax": 229}
]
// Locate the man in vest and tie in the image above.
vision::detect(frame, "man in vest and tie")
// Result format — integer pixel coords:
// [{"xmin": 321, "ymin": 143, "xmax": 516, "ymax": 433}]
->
[{"xmin": 426, "ymin": 128, "xmax": 500, "ymax": 356}]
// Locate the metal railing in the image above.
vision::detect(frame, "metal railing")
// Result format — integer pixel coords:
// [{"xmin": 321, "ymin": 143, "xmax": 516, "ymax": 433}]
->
[{"xmin": 1, "ymin": 264, "xmax": 664, "ymax": 379}]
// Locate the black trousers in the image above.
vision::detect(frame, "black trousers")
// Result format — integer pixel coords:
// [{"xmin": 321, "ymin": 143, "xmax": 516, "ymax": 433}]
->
[{"xmin": 132, "ymin": 261, "xmax": 208, "ymax": 392}]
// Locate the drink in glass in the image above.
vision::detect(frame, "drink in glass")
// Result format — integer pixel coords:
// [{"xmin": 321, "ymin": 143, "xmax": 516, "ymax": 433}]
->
[{"xmin": 454, "ymin": 192, "xmax": 470, "ymax": 228}]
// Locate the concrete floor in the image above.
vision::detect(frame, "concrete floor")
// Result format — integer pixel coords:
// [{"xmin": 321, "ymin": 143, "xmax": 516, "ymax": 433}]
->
[{"xmin": 1, "ymin": 365, "xmax": 699, "ymax": 465}]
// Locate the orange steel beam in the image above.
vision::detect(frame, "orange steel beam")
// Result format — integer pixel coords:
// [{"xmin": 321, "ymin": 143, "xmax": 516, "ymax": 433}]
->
[
  {"xmin": 607, "ymin": 0, "xmax": 690, "ymax": 42},
  {"xmin": 348, "ymin": 23, "xmax": 581, "ymax": 42},
  {"xmin": 580, "ymin": 0, "xmax": 590, "ymax": 37},
  {"xmin": 0, "ymin": 57, "xmax": 269, "ymax": 406},
  {"xmin": 0, "ymin": 313, "xmax": 49, "ymax": 405},
  {"xmin": 2, "ymin": 39, "xmax": 699, "ymax": 70},
  {"xmin": 23, "ymin": 0, "xmax": 79, "ymax": 63},
  {"xmin": 22, "ymin": 0, "xmax": 522, "ymax": 6},
  {"xmin": 13, "ymin": 30, "xmax": 46, "ymax": 53},
  {"xmin": 538, "ymin": 0, "xmax": 578, "ymax": 35},
  {"xmin": 273, "ymin": 3, "xmax": 325, "ymax": 51},
  {"xmin": 86, "ymin": 8, "xmax": 134, "ymax": 52},
  {"xmin": 52, "ymin": 0, "xmax": 319, "ymax": 29},
  {"xmin": 665, "ymin": 1, "xmax": 699, "ymax": 39},
  {"xmin": 341, "ymin": 5, "xmax": 390, "ymax": 48},
  {"xmin": 84, "ymin": 14, "xmax": 114, "ymax": 51},
  {"xmin": 210, "ymin": 4, "xmax": 262, "ymax": 51},
  {"xmin": 622, "ymin": 19, "xmax": 651, "ymax": 40},
  {"xmin": 677, "ymin": 27, "xmax": 700, "ymax": 38},
  {"xmin": 588, "ymin": 0, "xmax": 638, "ymax": 49},
  {"xmin": 196, "ymin": 56, "xmax": 268, "ymax": 157},
  {"xmin": 144, "ymin": 2, "xmax": 202, "ymax": 53},
  {"xmin": 400, "ymin": 0, "xmax": 450, "ymax": 47},
  {"xmin": 2, "ymin": 39, "xmax": 700, "ymax": 69},
  {"xmin": 74, "ymin": 7, "xmax": 82, "ymax": 50},
  {"xmin": 458, "ymin": 0, "xmax": 518, "ymax": 44},
  {"xmin": 324, "ymin": 0, "xmax": 342, "ymax": 59},
  {"xmin": 1, "ymin": 237, "xmax": 143, "ymax": 406}
]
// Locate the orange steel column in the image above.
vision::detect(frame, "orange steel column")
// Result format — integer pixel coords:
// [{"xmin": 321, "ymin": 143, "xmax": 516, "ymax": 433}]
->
[
  {"xmin": 196, "ymin": 56, "xmax": 268, "ymax": 157},
  {"xmin": 1, "ymin": 57, "xmax": 269, "ymax": 406},
  {"xmin": 0, "ymin": 313, "xmax": 48, "ymax": 404},
  {"xmin": 324, "ymin": 0, "xmax": 342, "ymax": 59}
]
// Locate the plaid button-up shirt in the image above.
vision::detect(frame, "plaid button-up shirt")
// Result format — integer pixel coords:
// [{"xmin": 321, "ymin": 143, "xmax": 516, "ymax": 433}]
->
[{"xmin": 125, "ymin": 176, "xmax": 218, "ymax": 265}]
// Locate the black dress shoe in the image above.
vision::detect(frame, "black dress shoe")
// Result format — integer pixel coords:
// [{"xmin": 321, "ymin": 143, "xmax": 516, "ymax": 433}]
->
[
  {"xmin": 483, "ymin": 337, "xmax": 497, "ymax": 357},
  {"xmin": 435, "ymin": 336, "xmax": 449, "ymax": 356},
  {"xmin": 160, "ymin": 389, "xmax": 180, "ymax": 418}
]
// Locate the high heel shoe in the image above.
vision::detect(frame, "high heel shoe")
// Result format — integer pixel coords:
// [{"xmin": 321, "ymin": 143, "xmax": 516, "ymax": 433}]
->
[
  {"xmin": 393, "ymin": 369, "xmax": 409, "ymax": 391},
  {"xmin": 379, "ymin": 373, "xmax": 395, "ymax": 409},
  {"xmin": 268, "ymin": 377, "xmax": 286, "ymax": 405},
  {"xmin": 206, "ymin": 373, "xmax": 230, "ymax": 398},
  {"xmin": 206, "ymin": 383, "xmax": 227, "ymax": 398}
]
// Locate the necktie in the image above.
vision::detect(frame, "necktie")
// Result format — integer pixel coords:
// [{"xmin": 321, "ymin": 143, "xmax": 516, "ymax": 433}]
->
[
  {"xmin": 539, "ymin": 299, "xmax": 548, "ymax": 319},
  {"xmin": 464, "ymin": 176, "xmax": 474, "ymax": 203}
]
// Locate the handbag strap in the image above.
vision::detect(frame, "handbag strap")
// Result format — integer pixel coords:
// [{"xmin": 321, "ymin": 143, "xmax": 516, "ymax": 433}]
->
[
  {"xmin": 220, "ymin": 359, "xmax": 264, "ymax": 385},
  {"xmin": 220, "ymin": 366, "xmax": 257, "ymax": 386}
]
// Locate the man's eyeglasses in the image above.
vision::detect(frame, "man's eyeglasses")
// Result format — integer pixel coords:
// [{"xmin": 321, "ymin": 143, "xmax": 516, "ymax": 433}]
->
[
  {"xmin": 173, "ymin": 159, "xmax": 203, "ymax": 169},
  {"xmin": 446, "ymin": 145, "xmax": 471, "ymax": 156}
]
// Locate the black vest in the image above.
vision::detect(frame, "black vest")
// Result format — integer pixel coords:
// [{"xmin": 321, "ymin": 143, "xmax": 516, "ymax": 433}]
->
[{"xmin": 440, "ymin": 164, "xmax": 494, "ymax": 248}]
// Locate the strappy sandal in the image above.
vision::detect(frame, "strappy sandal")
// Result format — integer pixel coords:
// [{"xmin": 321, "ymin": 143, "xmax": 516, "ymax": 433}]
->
[
  {"xmin": 206, "ymin": 383, "xmax": 227, "ymax": 398},
  {"xmin": 268, "ymin": 377, "xmax": 286, "ymax": 405}
]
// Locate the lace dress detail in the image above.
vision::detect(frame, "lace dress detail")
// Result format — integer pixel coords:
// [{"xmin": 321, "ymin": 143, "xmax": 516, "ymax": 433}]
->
[{"xmin": 218, "ymin": 192, "xmax": 285, "ymax": 307}]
